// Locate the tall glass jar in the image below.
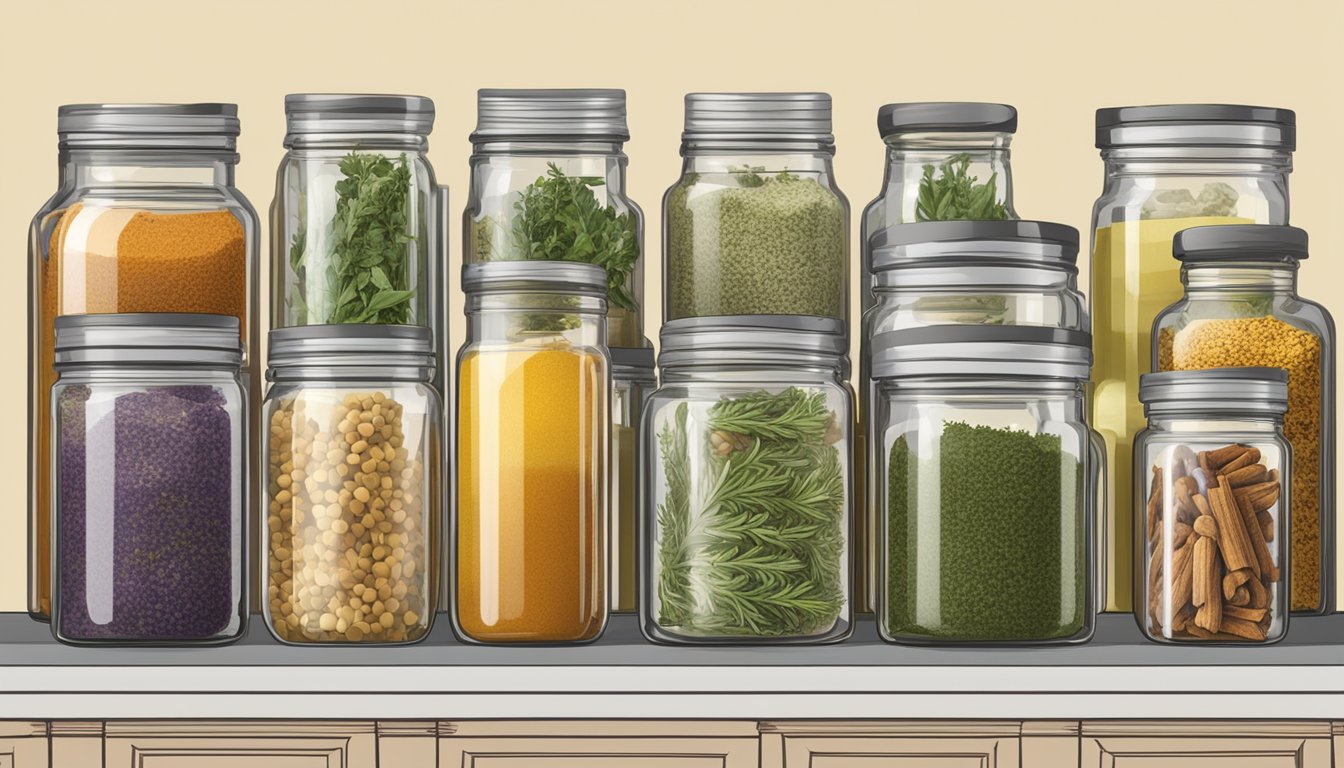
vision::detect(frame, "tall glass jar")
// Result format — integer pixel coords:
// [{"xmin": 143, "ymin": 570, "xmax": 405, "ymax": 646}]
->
[
  {"xmin": 29, "ymin": 103, "xmax": 258, "ymax": 621},
  {"xmin": 464, "ymin": 89, "xmax": 644, "ymax": 348},
  {"xmin": 860, "ymin": 102, "xmax": 1018, "ymax": 315},
  {"xmin": 1153, "ymin": 225, "xmax": 1334, "ymax": 613},
  {"xmin": 262, "ymin": 325, "xmax": 441, "ymax": 645},
  {"xmin": 1090, "ymin": 104, "xmax": 1294, "ymax": 613},
  {"xmin": 455, "ymin": 261, "xmax": 610, "ymax": 644},
  {"xmin": 272, "ymin": 94, "xmax": 438, "ymax": 330},
  {"xmin": 664, "ymin": 93, "xmax": 849, "ymax": 322},
  {"xmin": 642, "ymin": 316, "xmax": 852, "ymax": 645},
  {"xmin": 611, "ymin": 346, "xmax": 655, "ymax": 614},
  {"xmin": 1134, "ymin": 368, "xmax": 1290, "ymax": 644},
  {"xmin": 52, "ymin": 314, "xmax": 247, "ymax": 645},
  {"xmin": 875, "ymin": 326, "xmax": 1095, "ymax": 645}
]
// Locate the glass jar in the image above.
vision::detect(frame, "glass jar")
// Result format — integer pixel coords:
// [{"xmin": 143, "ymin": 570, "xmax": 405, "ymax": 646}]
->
[
  {"xmin": 464, "ymin": 89, "xmax": 644, "ymax": 348},
  {"xmin": 455, "ymin": 261, "xmax": 610, "ymax": 644},
  {"xmin": 29, "ymin": 103, "xmax": 258, "ymax": 621},
  {"xmin": 611, "ymin": 345, "xmax": 655, "ymax": 614},
  {"xmin": 664, "ymin": 93, "xmax": 849, "ymax": 321},
  {"xmin": 51, "ymin": 314, "xmax": 247, "ymax": 645},
  {"xmin": 1090, "ymin": 104, "xmax": 1294, "ymax": 613},
  {"xmin": 642, "ymin": 316, "xmax": 852, "ymax": 645},
  {"xmin": 860, "ymin": 102, "xmax": 1018, "ymax": 315},
  {"xmin": 272, "ymin": 94, "xmax": 438, "ymax": 330},
  {"xmin": 1135, "ymin": 368, "xmax": 1290, "ymax": 643},
  {"xmin": 1153, "ymin": 225, "xmax": 1334, "ymax": 613},
  {"xmin": 262, "ymin": 325, "xmax": 441, "ymax": 645},
  {"xmin": 875, "ymin": 326, "xmax": 1095, "ymax": 645}
]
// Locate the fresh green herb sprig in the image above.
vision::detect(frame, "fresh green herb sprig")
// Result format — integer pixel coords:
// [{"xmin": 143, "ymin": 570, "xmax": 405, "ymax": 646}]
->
[{"xmin": 915, "ymin": 153, "xmax": 1008, "ymax": 221}]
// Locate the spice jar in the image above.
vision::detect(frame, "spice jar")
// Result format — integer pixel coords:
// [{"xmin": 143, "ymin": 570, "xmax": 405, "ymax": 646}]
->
[
  {"xmin": 664, "ymin": 93, "xmax": 849, "ymax": 321},
  {"xmin": 1153, "ymin": 224, "xmax": 1333, "ymax": 613},
  {"xmin": 1135, "ymin": 368, "xmax": 1290, "ymax": 643},
  {"xmin": 455, "ymin": 261, "xmax": 610, "ymax": 644},
  {"xmin": 860, "ymin": 102, "xmax": 1018, "ymax": 314},
  {"xmin": 1090, "ymin": 104, "xmax": 1294, "ymax": 613},
  {"xmin": 262, "ymin": 325, "xmax": 441, "ymax": 645},
  {"xmin": 51, "ymin": 314, "xmax": 247, "ymax": 645},
  {"xmin": 612, "ymin": 345, "xmax": 655, "ymax": 614},
  {"xmin": 464, "ymin": 89, "xmax": 645, "ymax": 348},
  {"xmin": 272, "ymin": 94, "xmax": 439, "ymax": 330},
  {"xmin": 642, "ymin": 316, "xmax": 852, "ymax": 645},
  {"xmin": 29, "ymin": 103, "xmax": 258, "ymax": 621},
  {"xmin": 875, "ymin": 326, "xmax": 1096, "ymax": 645}
]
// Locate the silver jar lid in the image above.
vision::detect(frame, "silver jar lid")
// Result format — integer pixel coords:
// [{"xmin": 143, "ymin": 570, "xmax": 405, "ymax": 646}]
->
[
  {"xmin": 57, "ymin": 103, "xmax": 240, "ymax": 150},
  {"xmin": 284, "ymin": 93, "xmax": 435, "ymax": 137},
  {"xmin": 471, "ymin": 89, "xmax": 629, "ymax": 142},
  {"xmin": 682, "ymin": 92, "xmax": 834, "ymax": 144},
  {"xmin": 658, "ymin": 315, "xmax": 846, "ymax": 368},
  {"xmin": 1174, "ymin": 224, "xmax": 1309, "ymax": 263},
  {"xmin": 462, "ymin": 261, "xmax": 608, "ymax": 298},
  {"xmin": 1139, "ymin": 368, "xmax": 1289, "ymax": 416},
  {"xmin": 611, "ymin": 345, "xmax": 656, "ymax": 381},
  {"xmin": 267, "ymin": 324, "xmax": 434, "ymax": 376},
  {"xmin": 1096, "ymin": 103, "xmax": 1295, "ymax": 150},
  {"xmin": 877, "ymin": 102, "xmax": 1017, "ymax": 137},
  {"xmin": 871, "ymin": 220, "xmax": 1079, "ymax": 271},
  {"xmin": 872, "ymin": 325, "xmax": 1091, "ymax": 380},
  {"xmin": 54, "ymin": 313, "xmax": 242, "ymax": 367}
]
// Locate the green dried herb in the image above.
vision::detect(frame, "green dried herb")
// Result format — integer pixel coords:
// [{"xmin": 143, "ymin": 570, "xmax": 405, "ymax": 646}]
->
[
  {"xmin": 915, "ymin": 154, "xmax": 1008, "ymax": 221},
  {"xmin": 656, "ymin": 388, "xmax": 846, "ymax": 638}
]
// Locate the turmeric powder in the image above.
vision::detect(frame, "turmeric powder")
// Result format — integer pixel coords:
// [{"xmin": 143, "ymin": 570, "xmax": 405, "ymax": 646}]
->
[{"xmin": 33, "ymin": 204, "xmax": 247, "ymax": 617}]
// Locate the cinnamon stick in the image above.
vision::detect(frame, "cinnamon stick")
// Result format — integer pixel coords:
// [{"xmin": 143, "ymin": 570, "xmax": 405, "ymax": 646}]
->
[
  {"xmin": 1223, "ymin": 605, "xmax": 1267, "ymax": 622},
  {"xmin": 1223, "ymin": 567, "xmax": 1252, "ymax": 600},
  {"xmin": 1229, "ymin": 585, "xmax": 1250, "ymax": 606},
  {"xmin": 1247, "ymin": 574, "xmax": 1269, "ymax": 610},
  {"xmin": 1222, "ymin": 463, "xmax": 1268, "ymax": 488},
  {"xmin": 1193, "ymin": 536, "xmax": 1214, "ymax": 608},
  {"xmin": 1206, "ymin": 444, "xmax": 1256, "ymax": 471},
  {"xmin": 1234, "ymin": 488, "xmax": 1279, "ymax": 583},
  {"xmin": 1207, "ymin": 484, "xmax": 1258, "ymax": 577},
  {"xmin": 1193, "ymin": 515, "xmax": 1218, "ymax": 540},
  {"xmin": 1220, "ymin": 616, "xmax": 1268, "ymax": 642},
  {"xmin": 1216, "ymin": 446, "xmax": 1261, "ymax": 475}
]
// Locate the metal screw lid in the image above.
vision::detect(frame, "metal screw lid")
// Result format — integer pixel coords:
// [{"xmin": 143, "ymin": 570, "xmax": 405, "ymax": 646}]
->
[
  {"xmin": 1174, "ymin": 224, "xmax": 1309, "ymax": 263},
  {"xmin": 461, "ymin": 261, "xmax": 608, "ymax": 298},
  {"xmin": 54, "ymin": 313, "xmax": 242, "ymax": 367},
  {"xmin": 284, "ymin": 94, "xmax": 435, "ymax": 137},
  {"xmin": 877, "ymin": 102, "xmax": 1017, "ymax": 137},
  {"xmin": 872, "ymin": 325, "xmax": 1092, "ymax": 380},
  {"xmin": 682, "ymin": 92, "xmax": 834, "ymax": 144},
  {"xmin": 1095, "ymin": 103, "xmax": 1295, "ymax": 150},
  {"xmin": 57, "ymin": 103, "xmax": 240, "ymax": 150},
  {"xmin": 871, "ymin": 220, "xmax": 1079, "ymax": 271},
  {"xmin": 658, "ymin": 315, "xmax": 846, "ymax": 368},
  {"xmin": 267, "ymin": 324, "xmax": 434, "ymax": 377},
  {"xmin": 1139, "ymin": 367, "xmax": 1289, "ymax": 416},
  {"xmin": 471, "ymin": 89, "xmax": 629, "ymax": 142}
]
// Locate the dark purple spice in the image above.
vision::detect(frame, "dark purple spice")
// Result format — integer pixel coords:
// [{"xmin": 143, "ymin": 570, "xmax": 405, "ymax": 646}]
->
[{"xmin": 56, "ymin": 385, "xmax": 240, "ymax": 642}]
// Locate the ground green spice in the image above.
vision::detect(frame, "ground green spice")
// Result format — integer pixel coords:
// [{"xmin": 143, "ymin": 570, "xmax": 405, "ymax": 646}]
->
[
  {"xmin": 666, "ymin": 170, "xmax": 845, "ymax": 319},
  {"xmin": 886, "ymin": 421, "xmax": 1085, "ymax": 642}
]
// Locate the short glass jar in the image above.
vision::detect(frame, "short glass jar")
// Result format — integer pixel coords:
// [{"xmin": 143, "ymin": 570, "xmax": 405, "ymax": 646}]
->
[
  {"xmin": 642, "ymin": 316, "xmax": 852, "ymax": 645},
  {"xmin": 1134, "ymin": 368, "xmax": 1290, "ymax": 644},
  {"xmin": 455, "ymin": 261, "xmax": 610, "ymax": 644},
  {"xmin": 875, "ymin": 326, "xmax": 1096, "ymax": 645},
  {"xmin": 52, "ymin": 314, "xmax": 247, "ymax": 646},
  {"xmin": 664, "ymin": 93, "xmax": 849, "ymax": 322},
  {"xmin": 262, "ymin": 325, "xmax": 441, "ymax": 645},
  {"xmin": 611, "ymin": 345, "xmax": 655, "ymax": 614},
  {"xmin": 464, "ymin": 89, "xmax": 644, "ymax": 348}
]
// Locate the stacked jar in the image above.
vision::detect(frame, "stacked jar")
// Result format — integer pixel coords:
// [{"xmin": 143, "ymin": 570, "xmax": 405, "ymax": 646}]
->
[
  {"xmin": 642, "ymin": 317, "xmax": 852, "ymax": 645},
  {"xmin": 1089, "ymin": 104, "xmax": 1295, "ymax": 613},
  {"xmin": 1152, "ymin": 224, "xmax": 1334, "ymax": 614},
  {"xmin": 611, "ymin": 347, "xmax": 655, "ymax": 614},
  {"xmin": 28, "ymin": 103, "xmax": 258, "ymax": 622}
]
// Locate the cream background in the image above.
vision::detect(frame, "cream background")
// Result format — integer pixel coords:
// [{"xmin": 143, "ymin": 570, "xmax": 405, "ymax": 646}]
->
[{"xmin": 0, "ymin": 0, "xmax": 1340, "ymax": 611}]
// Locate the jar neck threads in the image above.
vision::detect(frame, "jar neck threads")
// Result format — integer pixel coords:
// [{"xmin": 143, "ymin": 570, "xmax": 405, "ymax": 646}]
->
[
  {"xmin": 64, "ymin": 149, "xmax": 238, "ymax": 187},
  {"xmin": 1182, "ymin": 262, "xmax": 1298, "ymax": 293}
]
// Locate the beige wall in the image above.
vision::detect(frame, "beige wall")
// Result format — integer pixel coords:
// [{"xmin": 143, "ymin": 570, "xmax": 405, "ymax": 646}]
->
[{"xmin": 1, "ymin": 0, "xmax": 1340, "ymax": 611}]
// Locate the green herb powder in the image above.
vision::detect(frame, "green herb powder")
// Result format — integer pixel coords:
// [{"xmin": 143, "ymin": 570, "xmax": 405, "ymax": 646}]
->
[{"xmin": 886, "ymin": 422, "xmax": 1085, "ymax": 641}]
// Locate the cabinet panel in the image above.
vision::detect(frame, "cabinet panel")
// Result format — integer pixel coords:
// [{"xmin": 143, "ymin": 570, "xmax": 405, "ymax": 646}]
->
[
  {"xmin": 441, "ymin": 721, "xmax": 759, "ymax": 768},
  {"xmin": 103, "ymin": 721, "xmax": 377, "ymax": 768},
  {"xmin": 762, "ymin": 722, "xmax": 1022, "ymax": 768},
  {"xmin": 0, "ymin": 721, "xmax": 47, "ymax": 768},
  {"xmin": 1082, "ymin": 721, "xmax": 1331, "ymax": 768}
]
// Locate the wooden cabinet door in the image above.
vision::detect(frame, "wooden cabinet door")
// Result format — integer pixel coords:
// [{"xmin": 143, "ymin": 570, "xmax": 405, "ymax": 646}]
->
[
  {"xmin": 439, "ymin": 721, "xmax": 759, "ymax": 768},
  {"xmin": 761, "ymin": 721, "xmax": 1023, "ymax": 768},
  {"xmin": 102, "ymin": 721, "xmax": 377, "ymax": 768},
  {"xmin": 1081, "ymin": 721, "xmax": 1332, "ymax": 768},
  {"xmin": 0, "ymin": 722, "xmax": 48, "ymax": 768}
]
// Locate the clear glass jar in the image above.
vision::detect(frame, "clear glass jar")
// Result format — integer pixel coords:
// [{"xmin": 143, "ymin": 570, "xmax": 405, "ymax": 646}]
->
[
  {"xmin": 1153, "ymin": 225, "xmax": 1334, "ymax": 613},
  {"xmin": 464, "ymin": 89, "xmax": 644, "ymax": 349},
  {"xmin": 664, "ymin": 93, "xmax": 849, "ymax": 321},
  {"xmin": 1135, "ymin": 368, "xmax": 1290, "ymax": 643},
  {"xmin": 455, "ymin": 262, "xmax": 610, "ymax": 644},
  {"xmin": 1090, "ymin": 103, "xmax": 1294, "ymax": 613},
  {"xmin": 860, "ymin": 102, "xmax": 1017, "ymax": 315},
  {"xmin": 272, "ymin": 94, "xmax": 438, "ymax": 329},
  {"xmin": 611, "ymin": 345, "xmax": 655, "ymax": 614},
  {"xmin": 875, "ymin": 326, "xmax": 1096, "ymax": 645},
  {"xmin": 262, "ymin": 325, "xmax": 441, "ymax": 645},
  {"xmin": 642, "ymin": 316, "xmax": 852, "ymax": 644},
  {"xmin": 29, "ymin": 103, "xmax": 258, "ymax": 621},
  {"xmin": 52, "ymin": 314, "xmax": 247, "ymax": 645}
]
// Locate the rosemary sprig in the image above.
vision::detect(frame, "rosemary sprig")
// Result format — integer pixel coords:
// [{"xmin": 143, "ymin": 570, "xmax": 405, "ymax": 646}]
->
[{"xmin": 915, "ymin": 153, "xmax": 1008, "ymax": 221}]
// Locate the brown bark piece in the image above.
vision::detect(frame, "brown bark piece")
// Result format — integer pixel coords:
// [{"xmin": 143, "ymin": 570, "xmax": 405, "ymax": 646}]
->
[
  {"xmin": 1233, "ymin": 488, "xmax": 1279, "ymax": 583},
  {"xmin": 1220, "ymin": 616, "xmax": 1268, "ymax": 642},
  {"xmin": 1222, "ymin": 463, "xmax": 1268, "ymax": 488},
  {"xmin": 1146, "ymin": 467, "xmax": 1164, "ymax": 543},
  {"xmin": 1172, "ymin": 521, "xmax": 1193, "ymax": 550},
  {"xmin": 1197, "ymin": 450, "xmax": 1213, "ymax": 479},
  {"xmin": 1229, "ymin": 586, "xmax": 1250, "ymax": 606},
  {"xmin": 1193, "ymin": 536, "xmax": 1214, "ymax": 608},
  {"xmin": 1216, "ymin": 447, "xmax": 1261, "ymax": 475},
  {"xmin": 1207, "ymin": 483, "xmax": 1258, "ymax": 577},
  {"xmin": 1247, "ymin": 575, "xmax": 1269, "ymax": 610},
  {"xmin": 1193, "ymin": 515, "xmax": 1218, "ymax": 540},
  {"xmin": 1257, "ymin": 510, "xmax": 1274, "ymax": 542},
  {"xmin": 1222, "ymin": 567, "xmax": 1252, "ymax": 600},
  {"xmin": 1169, "ymin": 534, "xmax": 1198, "ymax": 615},
  {"xmin": 1206, "ymin": 444, "xmax": 1255, "ymax": 471},
  {"xmin": 1223, "ymin": 605, "xmax": 1267, "ymax": 622}
]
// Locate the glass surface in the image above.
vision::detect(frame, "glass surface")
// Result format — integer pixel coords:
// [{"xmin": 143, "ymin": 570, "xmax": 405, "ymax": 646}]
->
[{"xmin": 611, "ymin": 376, "xmax": 651, "ymax": 613}]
